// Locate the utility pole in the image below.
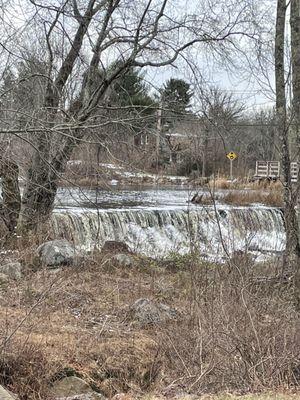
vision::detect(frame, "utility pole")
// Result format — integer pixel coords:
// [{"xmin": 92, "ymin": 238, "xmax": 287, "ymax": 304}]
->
[
  {"xmin": 202, "ymin": 128, "xmax": 208, "ymax": 179},
  {"xmin": 156, "ymin": 105, "xmax": 162, "ymax": 167}
]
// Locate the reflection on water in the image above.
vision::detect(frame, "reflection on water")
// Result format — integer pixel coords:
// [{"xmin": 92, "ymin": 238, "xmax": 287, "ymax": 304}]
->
[{"xmin": 55, "ymin": 186, "xmax": 198, "ymax": 211}]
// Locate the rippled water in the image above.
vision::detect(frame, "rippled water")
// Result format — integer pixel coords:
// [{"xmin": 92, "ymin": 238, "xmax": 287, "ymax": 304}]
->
[{"xmin": 54, "ymin": 186, "xmax": 197, "ymax": 210}]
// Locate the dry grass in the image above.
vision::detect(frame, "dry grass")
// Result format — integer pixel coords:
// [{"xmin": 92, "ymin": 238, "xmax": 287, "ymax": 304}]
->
[
  {"xmin": 245, "ymin": 179, "xmax": 283, "ymax": 191},
  {"xmin": 192, "ymin": 182, "xmax": 283, "ymax": 207},
  {"xmin": 141, "ymin": 395, "xmax": 300, "ymax": 399},
  {"xmin": 208, "ymin": 396, "xmax": 300, "ymax": 400},
  {"xmin": 223, "ymin": 188, "xmax": 283, "ymax": 207},
  {"xmin": 224, "ymin": 396, "xmax": 298, "ymax": 399},
  {"xmin": 0, "ymin": 253, "xmax": 299, "ymax": 399},
  {"xmin": 208, "ymin": 177, "xmax": 233, "ymax": 190},
  {"xmin": 205, "ymin": 177, "xmax": 283, "ymax": 192}
]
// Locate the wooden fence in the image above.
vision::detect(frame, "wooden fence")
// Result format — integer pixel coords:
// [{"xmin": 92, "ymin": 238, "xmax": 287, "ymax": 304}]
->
[{"xmin": 255, "ymin": 161, "xmax": 299, "ymax": 182}]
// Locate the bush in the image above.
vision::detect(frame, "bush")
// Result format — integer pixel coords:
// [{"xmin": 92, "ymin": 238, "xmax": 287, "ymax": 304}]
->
[
  {"xmin": 157, "ymin": 261, "xmax": 299, "ymax": 394},
  {"xmin": 0, "ymin": 254, "xmax": 298, "ymax": 398},
  {"xmin": 0, "ymin": 342, "xmax": 54, "ymax": 400}
]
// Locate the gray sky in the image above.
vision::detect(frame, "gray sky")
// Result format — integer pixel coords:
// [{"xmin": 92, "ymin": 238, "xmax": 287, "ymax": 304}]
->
[{"xmin": 0, "ymin": 0, "xmax": 277, "ymax": 114}]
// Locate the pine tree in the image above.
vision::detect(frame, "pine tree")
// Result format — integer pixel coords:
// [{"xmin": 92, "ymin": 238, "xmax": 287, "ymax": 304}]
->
[{"xmin": 161, "ymin": 78, "xmax": 192, "ymax": 115}]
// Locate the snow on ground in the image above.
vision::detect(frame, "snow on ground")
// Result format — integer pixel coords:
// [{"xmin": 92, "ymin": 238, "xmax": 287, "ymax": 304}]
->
[{"xmin": 98, "ymin": 163, "xmax": 189, "ymax": 184}]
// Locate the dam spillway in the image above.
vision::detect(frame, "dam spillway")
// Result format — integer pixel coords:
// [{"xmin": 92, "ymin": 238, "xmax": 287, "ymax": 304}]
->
[{"xmin": 50, "ymin": 204, "xmax": 285, "ymax": 260}]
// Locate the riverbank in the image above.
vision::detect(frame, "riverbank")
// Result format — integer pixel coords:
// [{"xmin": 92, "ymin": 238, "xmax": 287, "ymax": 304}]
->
[
  {"xmin": 62, "ymin": 161, "xmax": 190, "ymax": 188},
  {"xmin": 0, "ymin": 249, "xmax": 298, "ymax": 399},
  {"xmin": 63, "ymin": 161, "xmax": 279, "ymax": 189},
  {"xmin": 191, "ymin": 187, "xmax": 283, "ymax": 207},
  {"xmin": 61, "ymin": 161, "xmax": 284, "ymax": 208}
]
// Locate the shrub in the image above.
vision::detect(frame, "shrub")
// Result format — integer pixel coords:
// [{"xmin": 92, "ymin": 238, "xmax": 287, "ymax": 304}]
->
[{"xmin": 0, "ymin": 342, "xmax": 54, "ymax": 400}]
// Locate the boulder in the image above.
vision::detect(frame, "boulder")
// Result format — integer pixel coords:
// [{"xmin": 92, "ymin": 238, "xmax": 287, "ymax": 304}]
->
[
  {"xmin": 0, "ymin": 262, "xmax": 22, "ymax": 280},
  {"xmin": 0, "ymin": 272, "xmax": 10, "ymax": 284},
  {"xmin": 56, "ymin": 395, "xmax": 105, "ymax": 400},
  {"xmin": 101, "ymin": 241, "xmax": 130, "ymax": 254},
  {"xmin": 0, "ymin": 385, "xmax": 17, "ymax": 399},
  {"xmin": 51, "ymin": 376, "xmax": 105, "ymax": 400},
  {"xmin": 37, "ymin": 239, "xmax": 76, "ymax": 267},
  {"xmin": 128, "ymin": 298, "xmax": 178, "ymax": 325},
  {"xmin": 112, "ymin": 253, "xmax": 135, "ymax": 267}
]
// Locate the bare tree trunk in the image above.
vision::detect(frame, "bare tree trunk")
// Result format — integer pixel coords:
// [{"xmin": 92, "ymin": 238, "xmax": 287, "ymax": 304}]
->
[
  {"xmin": 291, "ymin": 0, "xmax": 300, "ymax": 136},
  {"xmin": 18, "ymin": 1, "xmax": 125, "ymax": 232},
  {"xmin": 18, "ymin": 132, "xmax": 53, "ymax": 231},
  {"xmin": 18, "ymin": 161, "xmax": 57, "ymax": 231},
  {"xmin": 18, "ymin": 1, "xmax": 99, "ymax": 232},
  {"xmin": 290, "ymin": 0, "xmax": 300, "ymax": 308},
  {"xmin": 276, "ymin": 0, "xmax": 297, "ymax": 259},
  {"xmin": 18, "ymin": 132, "xmax": 79, "ymax": 232},
  {"xmin": 0, "ymin": 160, "xmax": 21, "ymax": 233},
  {"xmin": 276, "ymin": 0, "xmax": 300, "ymax": 309}
]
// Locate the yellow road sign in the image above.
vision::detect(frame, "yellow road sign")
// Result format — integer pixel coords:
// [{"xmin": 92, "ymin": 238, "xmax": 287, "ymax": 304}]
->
[{"xmin": 227, "ymin": 151, "xmax": 237, "ymax": 160}]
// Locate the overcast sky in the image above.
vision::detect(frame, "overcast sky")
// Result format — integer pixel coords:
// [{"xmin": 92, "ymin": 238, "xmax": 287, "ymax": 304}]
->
[
  {"xmin": 0, "ymin": 0, "xmax": 277, "ymax": 114},
  {"xmin": 145, "ymin": 0, "xmax": 277, "ymax": 113}
]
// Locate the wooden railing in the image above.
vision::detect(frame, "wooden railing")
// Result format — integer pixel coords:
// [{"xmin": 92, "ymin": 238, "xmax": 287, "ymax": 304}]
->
[{"xmin": 255, "ymin": 161, "xmax": 299, "ymax": 182}]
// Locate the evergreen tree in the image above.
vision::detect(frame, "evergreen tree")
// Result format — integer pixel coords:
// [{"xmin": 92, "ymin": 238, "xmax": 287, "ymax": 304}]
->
[
  {"xmin": 160, "ymin": 78, "xmax": 193, "ymax": 115},
  {"xmin": 112, "ymin": 66, "xmax": 154, "ymax": 110},
  {"xmin": 109, "ymin": 66, "xmax": 157, "ymax": 141}
]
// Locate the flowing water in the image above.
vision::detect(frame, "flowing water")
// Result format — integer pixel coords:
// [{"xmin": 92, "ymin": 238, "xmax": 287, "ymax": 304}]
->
[{"xmin": 50, "ymin": 187, "xmax": 285, "ymax": 260}]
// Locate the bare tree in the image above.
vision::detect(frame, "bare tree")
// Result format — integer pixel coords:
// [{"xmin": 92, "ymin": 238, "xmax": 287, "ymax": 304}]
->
[
  {"xmin": 289, "ymin": 0, "xmax": 300, "ymax": 307},
  {"xmin": 0, "ymin": 0, "xmax": 258, "ymax": 233},
  {"xmin": 273, "ymin": 0, "xmax": 300, "ymax": 308}
]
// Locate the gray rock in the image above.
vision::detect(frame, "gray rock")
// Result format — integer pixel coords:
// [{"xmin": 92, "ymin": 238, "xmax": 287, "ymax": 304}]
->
[
  {"xmin": 0, "ymin": 272, "xmax": 10, "ymax": 284},
  {"xmin": 0, "ymin": 262, "xmax": 22, "ymax": 280},
  {"xmin": 51, "ymin": 376, "xmax": 90, "ymax": 397},
  {"xmin": 56, "ymin": 394, "xmax": 105, "ymax": 400},
  {"xmin": 102, "ymin": 241, "xmax": 130, "ymax": 254},
  {"xmin": 0, "ymin": 384, "xmax": 17, "ymax": 399},
  {"xmin": 112, "ymin": 253, "xmax": 135, "ymax": 267},
  {"xmin": 51, "ymin": 376, "xmax": 105, "ymax": 400},
  {"xmin": 128, "ymin": 298, "xmax": 178, "ymax": 325},
  {"xmin": 37, "ymin": 239, "xmax": 76, "ymax": 267}
]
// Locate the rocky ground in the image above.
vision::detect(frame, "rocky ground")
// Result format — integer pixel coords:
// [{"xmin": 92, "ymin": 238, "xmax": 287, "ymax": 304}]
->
[{"xmin": 0, "ymin": 239, "xmax": 299, "ymax": 399}]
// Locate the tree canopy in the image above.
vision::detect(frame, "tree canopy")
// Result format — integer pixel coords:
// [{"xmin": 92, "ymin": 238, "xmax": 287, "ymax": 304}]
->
[{"xmin": 160, "ymin": 78, "xmax": 193, "ymax": 115}]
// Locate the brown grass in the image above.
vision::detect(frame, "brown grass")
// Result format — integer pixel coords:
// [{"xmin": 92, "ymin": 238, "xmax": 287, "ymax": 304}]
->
[
  {"xmin": 205, "ymin": 177, "xmax": 283, "ymax": 192},
  {"xmin": 192, "ymin": 182, "xmax": 283, "ymax": 207},
  {"xmin": 223, "ymin": 188, "xmax": 283, "ymax": 207},
  {"xmin": 245, "ymin": 179, "xmax": 283, "ymax": 191},
  {"xmin": 208, "ymin": 177, "xmax": 232, "ymax": 190},
  {"xmin": 141, "ymin": 395, "xmax": 300, "ymax": 400},
  {"xmin": 0, "ymin": 253, "xmax": 299, "ymax": 399}
]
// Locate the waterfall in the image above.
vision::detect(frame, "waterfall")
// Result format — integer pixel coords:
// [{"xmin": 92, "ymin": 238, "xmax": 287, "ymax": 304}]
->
[{"xmin": 50, "ymin": 206, "xmax": 285, "ymax": 260}]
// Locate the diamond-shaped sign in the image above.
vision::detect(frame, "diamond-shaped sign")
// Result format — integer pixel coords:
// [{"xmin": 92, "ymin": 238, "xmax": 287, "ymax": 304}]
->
[{"xmin": 227, "ymin": 151, "xmax": 237, "ymax": 160}]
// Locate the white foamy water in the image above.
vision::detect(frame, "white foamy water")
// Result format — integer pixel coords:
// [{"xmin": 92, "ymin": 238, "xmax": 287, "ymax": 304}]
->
[{"xmin": 51, "ymin": 187, "xmax": 285, "ymax": 260}]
